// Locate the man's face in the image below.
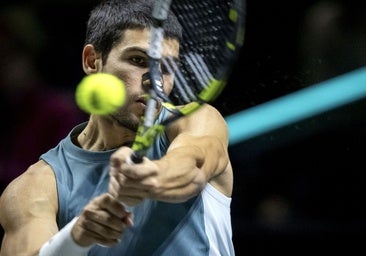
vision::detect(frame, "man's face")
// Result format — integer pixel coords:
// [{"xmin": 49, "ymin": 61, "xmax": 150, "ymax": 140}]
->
[{"xmin": 101, "ymin": 28, "xmax": 179, "ymax": 130}]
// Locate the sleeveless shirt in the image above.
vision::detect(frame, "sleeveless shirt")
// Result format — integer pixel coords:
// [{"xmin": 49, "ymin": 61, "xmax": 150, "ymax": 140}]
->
[{"xmin": 40, "ymin": 106, "xmax": 234, "ymax": 255}]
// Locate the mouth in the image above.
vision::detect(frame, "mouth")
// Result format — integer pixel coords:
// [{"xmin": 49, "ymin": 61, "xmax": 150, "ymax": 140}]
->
[
  {"xmin": 136, "ymin": 95, "xmax": 148, "ymax": 106},
  {"xmin": 135, "ymin": 95, "xmax": 163, "ymax": 112}
]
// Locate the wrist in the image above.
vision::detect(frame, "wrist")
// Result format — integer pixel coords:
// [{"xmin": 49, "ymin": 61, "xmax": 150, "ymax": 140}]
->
[{"xmin": 39, "ymin": 217, "xmax": 92, "ymax": 256}]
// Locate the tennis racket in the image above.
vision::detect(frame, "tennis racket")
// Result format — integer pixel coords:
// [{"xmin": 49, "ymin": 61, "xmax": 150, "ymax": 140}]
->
[{"xmin": 130, "ymin": 0, "xmax": 246, "ymax": 163}]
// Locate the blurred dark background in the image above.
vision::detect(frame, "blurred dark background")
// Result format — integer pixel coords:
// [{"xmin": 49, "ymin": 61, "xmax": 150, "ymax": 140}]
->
[{"xmin": 1, "ymin": 0, "xmax": 366, "ymax": 254}]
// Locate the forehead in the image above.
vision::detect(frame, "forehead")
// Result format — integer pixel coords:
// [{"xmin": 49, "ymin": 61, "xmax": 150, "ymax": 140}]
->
[{"xmin": 117, "ymin": 28, "xmax": 179, "ymax": 57}]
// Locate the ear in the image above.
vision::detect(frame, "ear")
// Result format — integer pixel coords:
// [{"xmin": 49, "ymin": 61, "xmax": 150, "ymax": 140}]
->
[{"xmin": 82, "ymin": 44, "xmax": 103, "ymax": 74}]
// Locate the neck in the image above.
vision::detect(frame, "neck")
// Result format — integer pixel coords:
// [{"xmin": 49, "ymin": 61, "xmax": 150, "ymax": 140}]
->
[{"xmin": 77, "ymin": 115, "xmax": 136, "ymax": 151}]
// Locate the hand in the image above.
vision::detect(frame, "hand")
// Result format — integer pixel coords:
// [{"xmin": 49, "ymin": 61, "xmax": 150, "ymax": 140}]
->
[
  {"xmin": 108, "ymin": 147, "xmax": 148, "ymax": 205},
  {"xmin": 71, "ymin": 193, "xmax": 133, "ymax": 247},
  {"xmin": 108, "ymin": 146, "xmax": 207, "ymax": 204}
]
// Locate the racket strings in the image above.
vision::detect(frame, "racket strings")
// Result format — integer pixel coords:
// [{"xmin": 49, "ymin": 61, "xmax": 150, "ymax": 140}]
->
[
  {"xmin": 167, "ymin": 53, "xmax": 214, "ymax": 105},
  {"xmin": 164, "ymin": 0, "xmax": 234, "ymax": 105},
  {"xmin": 184, "ymin": 53, "xmax": 213, "ymax": 91},
  {"xmin": 162, "ymin": 56, "xmax": 195, "ymax": 103},
  {"xmin": 158, "ymin": 0, "xmax": 244, "ymax": 106},
  {"xmin": 174, "ymin": 1, "xmax": 231, "ymax": 51}
]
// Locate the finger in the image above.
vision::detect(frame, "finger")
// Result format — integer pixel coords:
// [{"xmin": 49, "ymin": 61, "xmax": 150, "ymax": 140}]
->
[
  {"xmin": 81, "ymin": 215, "xmax": 125, "ymax": 238},
  {"xmin": 109, "ymin": 174, "xmax": 146, "ymax": 198},
  {"xmin": 110, "ymin": 147, "xmax": 133, "ymax": 164},
  {"xmin": 116, "ymin": 195, "xmax": 144, "ymax": 206},
  {"xmin": 74, "ymin": 214, "xmax": 124, "ymax": 247},
  {"xmin": 115, "ymin": 171, "xmax": 160, "ymax": 192},
  {"xmin": 108, "ymin": 175, "xmax": 121, "ymax": 198},
  {"xmin": 97, "ymin": 194, "xmax": 132, "ymax": 217},
  {"xmin": 119, "ymin": 161, "xmax": 155, "ymax": 179}
]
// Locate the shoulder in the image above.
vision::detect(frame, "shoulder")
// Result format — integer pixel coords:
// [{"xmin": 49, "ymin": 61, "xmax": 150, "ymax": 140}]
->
[
  {"xmin": 0, "ymin": 160, "xmax": 58, "ymax": 230},
  {"xmin": 167, "ymin": 104, "xmax": 228, "ymax": 139},
  {"xmin": 190, "ymin": 104, "xmax": 224, "ymax": 120},
  {"xmin": 185, "ymin": 104, "xmax": 227, "ymax": 130}
]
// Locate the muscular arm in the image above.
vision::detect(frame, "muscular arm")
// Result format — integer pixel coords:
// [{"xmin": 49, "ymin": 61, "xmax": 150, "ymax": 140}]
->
[
  {"xmin": 0, "ymin": 160, "xmax": 133, "ymax": 255},
  {"xmin": 159, "ymin": 104, "xmax": 232, "ymax": 199},
  {"xmin": 0, "ymin": 160, "xmax": 58, "ymax": 256},
  {"xmin": 109, "ymin": 104, "xmax": 233, "ymax": 204}
]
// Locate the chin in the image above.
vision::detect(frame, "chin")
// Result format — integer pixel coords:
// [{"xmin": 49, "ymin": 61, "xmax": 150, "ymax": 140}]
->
[{"xmin": 111, "ymin": 111, "xmax": 140, "ymax": 131}]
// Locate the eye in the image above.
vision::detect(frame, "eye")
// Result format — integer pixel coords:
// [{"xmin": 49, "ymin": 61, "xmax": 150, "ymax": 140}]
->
[{"xmin": 130, "ymin": 55, "xmax": 148, "ymax": 68}]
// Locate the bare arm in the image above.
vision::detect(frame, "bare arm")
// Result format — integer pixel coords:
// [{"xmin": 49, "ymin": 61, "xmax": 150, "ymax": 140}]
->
[
  {"xmin": 0, "ymin": 161, "xmax": 59, "ymax": 256},
  {"xmin": 0, "ymin": 160, "xmax": 133, "ymax": 255},
  {"xmin": 109, "ymin": 104, "xmax": 233, "ymax": 204}
]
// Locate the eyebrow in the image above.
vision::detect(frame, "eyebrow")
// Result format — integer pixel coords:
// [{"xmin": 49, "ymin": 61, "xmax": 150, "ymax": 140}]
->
[
  {"xmin": 124, "ymin": 46, "xmax": 179, "ymax": 61},
  {"xmin": 123, "ymin": 46, "xmax": 148, "ymax": 55}
]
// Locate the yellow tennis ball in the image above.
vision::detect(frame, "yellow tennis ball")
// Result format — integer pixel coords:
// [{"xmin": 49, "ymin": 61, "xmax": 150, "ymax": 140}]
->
[{"xmin": 75, "ymin": 73, "xmax": 126, "ymax": 115}]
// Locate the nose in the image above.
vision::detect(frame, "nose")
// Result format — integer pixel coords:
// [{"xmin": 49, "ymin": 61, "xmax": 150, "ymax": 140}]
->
[
  {"xmin": 141, "ymin": 72, "xmax": 151, "ymax": 91},
  {"xmin": 141, "ymin": 71, "xmax": 164, "ymax": 94}
]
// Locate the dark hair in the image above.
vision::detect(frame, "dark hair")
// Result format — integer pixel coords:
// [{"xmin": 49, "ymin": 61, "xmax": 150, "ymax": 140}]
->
[{"xmin": 85, "ymin": 0, "xmax": 182, "ymax": 63}]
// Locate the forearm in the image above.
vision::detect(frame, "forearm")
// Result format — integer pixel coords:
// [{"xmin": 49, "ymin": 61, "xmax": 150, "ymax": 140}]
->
[
  {"xmin": 39, "ymin": 217, "xmax": 92, "ymax": 256},
  {"xmin": 109, "ymin": 133, "xmax": 231, "ymax": 204},
  {"xmin": 166, "ymin": 134, "xmax": 229, "ymax": 179},
  {"xmin": 153, "ymin": 135, "xmax": 229, "ymax": 202}
]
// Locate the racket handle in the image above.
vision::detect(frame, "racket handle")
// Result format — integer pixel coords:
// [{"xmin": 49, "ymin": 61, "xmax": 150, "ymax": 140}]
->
[{"xmin": 127, "ymin": 151, "xmax": 144, "ymax": 164}]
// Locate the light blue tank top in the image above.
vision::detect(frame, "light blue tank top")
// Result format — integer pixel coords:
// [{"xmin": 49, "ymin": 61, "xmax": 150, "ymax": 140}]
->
[{"xmin": 40, "ymin": 106, "xmax": 234, "ymax": 256}]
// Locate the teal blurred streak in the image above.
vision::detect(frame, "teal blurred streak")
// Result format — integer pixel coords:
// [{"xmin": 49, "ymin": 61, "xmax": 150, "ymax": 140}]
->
[{"xmin": 226, "ymin": 67, "xmax": 366, "ymax": 145}]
